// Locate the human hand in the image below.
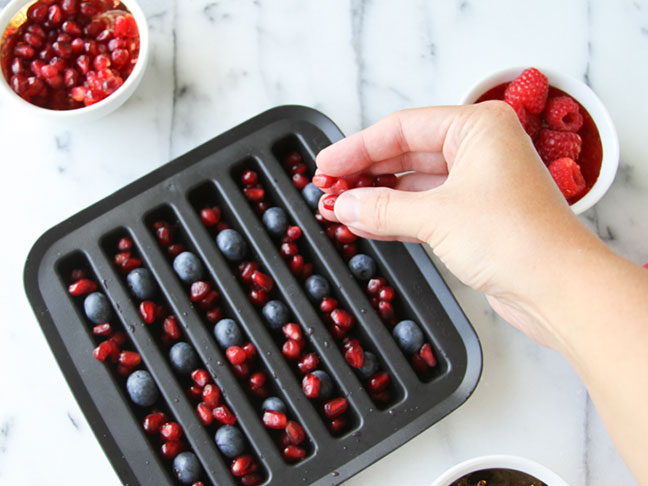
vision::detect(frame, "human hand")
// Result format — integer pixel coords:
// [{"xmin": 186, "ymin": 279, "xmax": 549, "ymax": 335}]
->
[{"xmin": 315, "ymin": 102, "xmax": 600, "ymax": 350}]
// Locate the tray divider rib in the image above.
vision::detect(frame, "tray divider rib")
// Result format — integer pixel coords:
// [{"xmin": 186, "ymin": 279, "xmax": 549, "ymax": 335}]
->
[{"xmin": 84, "ymin": 241, "xmax": 236, "ymax": 486}]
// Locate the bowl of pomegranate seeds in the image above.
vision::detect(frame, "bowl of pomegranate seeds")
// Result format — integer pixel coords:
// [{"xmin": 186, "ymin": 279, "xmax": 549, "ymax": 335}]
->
[
  {"xmin": 461, "ymin": 66, "xmax": 619, "ymax": 214},
  {"xmin": 0, "ymin": 0, "xmax": 148, "ymax": 121}
]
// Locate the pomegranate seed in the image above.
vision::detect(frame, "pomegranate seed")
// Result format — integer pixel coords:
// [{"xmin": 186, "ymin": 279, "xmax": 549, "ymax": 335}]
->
[
  {"xmin": 250, "ymin": 385, "xmax": 269, "ymax": 398},
  {"xmin": 289, "ymin": 255, "xmax": 304, "ymax": 275},
  {"xmin": 216, "ymin": 222, "xmax": 230, "ymax": 233},
  {"xmin": 70, "ymin": 269, "xmax": 87, "ymax": 280},
  {"xmin": 24, "ymin": 32, "xmax": 43, "ymax": 49},
  {"xmin": 44, "ymin": 73, "xmax": 64, "ymax": 89},
  {"xmin": 70, "ymin": 37, "xmax": 84, "ymax": 55},
  {"xmin": 368, "ymin": 372, "xmax": 390, "ymax": 393},
  {"xmin": 232, "ymin": 362, "xmax": 249, "ymax": 378},
  {"xmin": 342, "ymin": 338, "xmax": 360, "ymax": 350},
  {"xmin": 249, "ymin": 372, "xmax": 266, "ymax": 389},
  {"xmin": 200, "ymin": 207, "xmax": 221, "ymax": 226},
  {"xmin": 63, "ymin": 68, "xmax": 79, "ymax": 87},
  {"xmin": 160, "ymin": 440, "xmax": 183, "ymax": 460},
  {"xmin": 282, "ymin": 444, "xmax": 306, "ymax": 462},
  {"xmin": 314, "ymin": 212, "xmax": 327, "ymax": 225},
  {"xmin": 80, "ymin": 1, "xmax": 99, "ymax": 16},
  {"xmin": 241, "ymin": 170, "xmax": 258, "ymax": 186},
  {"xmin": 231, "ymin": 455, "xmax": 255, "ymax": 477},
  {"xmin": 419, "ymin": 343, "xmax": 437, "ymax": 368},
  {"xmin": 285, "ymin": 225, "xmax": 302, "ymax": 241},
  {"xmin": 378, "ymin": 286, "xmax": 395, "ymax": 302},
  {"xmin": 323, "ymin": 398, "xmax": 348, "ymax": 419},
  {"xmin": 61, "ymin": 0, "xmax": 77, "ymax": 15},
  {"xmin": 121, "ymin": 258, "xmax": 141, "ymax": 273},
  {"xmin": 282, "ymin": 323, "xmax": 302, "ymax": 341},
  {"xmin": 117, "ymin": 236, "xmax": 133, "ymax": 251},
  {"xmin": 187, "ymin": 385, "xmax": 203, "ymax": 400},
  {"xmin": 198, "ymin": 290, "xmax": 220, "ymax": 311},
  {"xmin": 27, "ymin": 3, "xmax": 48, "ymax": 23},
  {"xmin": 377, "ymin": 300, "xmax": 395, "ymax": 321},
  {"xmin": 239, "ymin": 261, "xmax": 258, "ymax": 282},
  {"xmin": 75, "ymin": 54, "xmax": 90, "ymax": 73},
  {"xmin": 243, "ymin": 342, "xmax": 257, "ymax": 361},
  {"xmin": 68, "ymin": 278, "xmax": 97, "ymax": 296},
  {"xmin": 96, "ymin": 29, "xmax": 113, "ymax": 42},
  {"xmin": 190, "ymin": 403, "xmax": 210, "ymax": 427},
  {"xmin": 302, "ymin": 373, "xmax": 321, "ymax": 398},
  {"xmin": 154, "ymin": 222, "xmax": 173, "ymax": 247},
  {"xmin": 139, "ymin": 301, "xmax": 157, "ymax": 324},
  {"xmin": 241, "ymin": 473, "xmax": 263, "ymax": 486},
  {"xmin": 108, "ymin": 38, "xmax": 126, "ymax": 51},
  {"xmin": 14, "ymin": 44, "xmax": 35, "ymax": 59},
  {"xmin": 282, "ymin": 339, "xmax": 302, "ymax": 361},
  {"xmin": 189, "ymin": 281, "xmax": 211, "ymax": 302},
  {"xmin": 262, "ymin": 410, "xmax": 287, "ymax": 429},
  {"xmin": 69, "ymin": 86, "xmax": 88, "ymax": 102},
  {"xmin": 280, "ymin": 242, "xmax": 298, "ymax": 258},
  {"xmin": 12, "ymin": 58, "xmax": 26, "ymax": 75},
  {"xmin": 285, "ymin": 421, "xmax": 306, "ymax": 445},
  {"xmin": 297, "ymin": 353, "xmax": 319, "ymax": 375},
  {"xmin": 102, "ymin": 76, "xmax": 123, "ymax": 95},
  {"xmin": 118, "ymin": 350, "xmax": 141, "ymax": 368},
  {"xmin": 254, "ymin": 201, "xmax": 270, "ymax": 215},
  {"xmin": 213, "ymin": 405, "xmax": 236, "ymax": 425},
  {"xmin": 341, "ymin": 243, "xmax": 358, "ymax": 261},
  {"xmin": 329, "ymin": 416, "xmax": 347, "ymax": 433},
  {"xmin": 93, "ymin": 340, "xmax": 117, "ymax": 362},
  {"xmin": 202, "ymin": 306, "xmax": 221, "ymax": 323},
  {"xmin": 292, "ymin": 173, "xmax": 309, "ymax": 190},
  {"xmin": 243, "ymin": 187, "xmax": 265, "ymax": 202},
  {"xmin": 330, "ymin": 324, "xmax": 348, "ymax": 340},
  {"xmin": 226, "ymin": 346, "xmax": 247, "ymax": 365},
  {"xmin": 355, "ymin": 174, "xmax": 375, "ymax": 187},
  {"xmin": 344, "ymin": 343, "xmax": 365, "ymax": 368},
  {"xmin": 251, "ymin": 271, "xmax": 273, "ymax": 292},
  {"xmin": 191, "ymin": 369, "xmax": 211, "ymax": 387},
  {"xmin": 61, "ymin": 20, "xmax": 82, "ymax": 37},
  {"xmin": 114, "ymin": 14, "xmax": 138, "ymax": 38},
  {"xmin": 367, "ymin": 278, "xmax": 387, "ymax": 296},
  {"xmin": 330, "ymin": 178, "xmax": 349, "ymax": 195},
  {"xmin": 371, "ymin": 390, "xmax": 391, "ymax": 402},
  {"xmin": 110, "ymin": 331, "xmax": 127, "ymax": 347},
  {"xmin": 291, "ymin": 163, "xmax": 307, "ymax": 175},
  {"xmin": 142, "ymin": 411, "xmax": 166, "ymax": 434},
  {"xmin": 160, "ymin": 422, "xmax": 183, "ymax": 441},
  {"xmin": 321, "ymin": 195, "xmax": 337, "ymax": 211},
  {"xmin": 92, "ymin": 323, "xmax": 112, "ymax": 337},
  {"xmin": 202, "ymin": 384, "xmax": 221, "ymax": 408},
  {"xmin": 167, "ymin": 243, "xmax": 185, "ymax": 258},
  {"xmin": 325, "ymin": 224, "xmax": 338, "ymax": 240},
  {"xmin": 47, "ymin": 5, "xmax": 63, "ymax": 25},
  {"xmin": 375, "ymin": 174, "xmax": 398, "ymax": 188},
  {"xmin": 335, "ymin": 225, "xmax": 357, "ymax": 244},
  {"xmin": 330, "ymin": 308, "xmax": 354, "ymax": 331},
  {"xmin": 285, "ymin": 152, "xmax": 302, "ymax": 166},
  {"xmin": 317, "ymin": 297, "xmax": 336, "ymax": 314},
  {"xmin": 411, "ymin": 353, "xmax": 429, "ymax": 373},
  {"xmin": 311, "ymin": 174, "xmax": 336, "ymax": 188},
  {"xmin": 162, "ymin": 315, "xmax": 182, "ymax": 339},
  {"xmin": 248, "ymin": 289, "xmax": 268, "ymax": 307}
]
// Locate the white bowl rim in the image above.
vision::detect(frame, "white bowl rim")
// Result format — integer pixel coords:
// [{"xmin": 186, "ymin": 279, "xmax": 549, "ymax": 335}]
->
[
  {"xmin": 459, "ymin": 65, "xmax": 619, "ymax": 215},
  {"xmin": 430, "ymin": 454, "xmax": 571, "ymax": 486},
  {"xmin": 0, "ymin": 0, "xmax": 149, "ymax": 120}
]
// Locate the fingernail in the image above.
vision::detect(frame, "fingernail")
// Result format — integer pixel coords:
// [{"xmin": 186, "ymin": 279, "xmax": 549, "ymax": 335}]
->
[
  {"xmin": 322, "ymin": 194, "xmax": 338, "ymax": 211},
  {"xmin": 312, "ymin": 174, "xmax": 336, "ymax": 188},
  {"xmin": 334, "ymin": 192, "xmax": 360, "ymax": 224}
]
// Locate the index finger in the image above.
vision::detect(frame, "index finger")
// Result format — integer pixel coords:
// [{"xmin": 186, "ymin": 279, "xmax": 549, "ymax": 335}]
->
[{"xmin": 315, "ymin": 105, "xmax": 464, "ymax": 177}]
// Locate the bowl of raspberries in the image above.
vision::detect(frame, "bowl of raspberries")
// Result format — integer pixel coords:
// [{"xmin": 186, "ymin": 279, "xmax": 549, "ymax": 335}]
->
[{"xmin": 461, "ymin": 66, "xmax": 619, "ymax": 214}]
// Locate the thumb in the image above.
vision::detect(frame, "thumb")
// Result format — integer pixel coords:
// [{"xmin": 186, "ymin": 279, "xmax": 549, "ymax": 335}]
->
[{"xmin": 333, "ymin": 187, "xmax": 437, "ymax": 242}]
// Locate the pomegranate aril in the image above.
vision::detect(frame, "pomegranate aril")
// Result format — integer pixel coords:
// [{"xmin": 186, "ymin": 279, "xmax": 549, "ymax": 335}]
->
[
  {"xmin": 367, "ymin": 277, "xmax": 387, "ymax": 296},
  {"xmin": 28, "ymin": 3, "xmax": 48, "ymax": 23},
  {"xmin": 102, "ymin": 76, "xmax": 123, "ymax": 95},
  {"xmin": 92, "ymin": 323, "xmax": 112, "ymax": 337},
  {"xmin": 302, "ymin": 373, "xmax": 321, "ymax": 398},
  {"xmin": 335, "ymin": 225, "xmax": 357, "ymax": 243},
  {"xmin": 154, "ymin": 222, "xmax": 173, "ymax": 247},
  {"xmin": 254, "ymin": 201, "xmax": 270, "ymax": 215},
  {"xmin": 226, "ymin": 346, "xmax": 247, "ymax": 365},
  {"xmin": 368, "ymin": 372, "xmax": 390, "ymax": 393},
  {"xmin": 282, "ymin": 339, "xmax": 302, "ymax": 361},
  {"xmin": 197, "ymin": 290, "xmax": 219, "ymax": 310},
  {"xmin": 191, "ymin": 368, "xmax": 211, "ymax": 387},
  {"xmin": 139, "ymin": 301, "xmax": 157, "ymax": 324},
  {"xmin": 297, "ymin": 353, "xmax": 319, "ymax": 375},
  {"xmin": 285, "ymin": 152, "xmax": 302, "ymax": 166},
  {"xmin": 61, "ymin": 20, "xmax": 82, "ymax": 37},
  {"xmin": 282, "ymin": 322, "xmax": 303, "ymax": 341},
  {"xmin": 355, "ymin": 174, "xmax": 375, "ymax": 187},
  {"xmin": 321, "ymin": 194, "xmax": 337, "ymax": 211},
  {"xmin": 248, "ymin": 289, "xmax": 268, "ymax": 307},
  {"xmin": 187, "ymin": 385, "xmax": 203, "ymax": 400},
  {"xmin": 377, "ymin": 300, "xmax": 395, "ymax": 321},
  {"xmin": 243, "ymin": 187, "xmax": 265, "ymax": 202},
  {"xmin": 344, "ymin": 343, "xmax": 365, "ymax": 368},
  {"xmin": 419, "ymin": 343, "xmax": 437, "ymax": 368},
  {"xmin": 283, "ymin": 445, "xmax": 307, "ymax": 461},
  {"xmin": 76, "ymin": 54, "xmax": 90, "ymax": 73},
  {"xmin": 202, "ymin": 384, "xmax": 221, "ymax": 408},
  {"xmin": 323, "ymin": 397, "xmax": 348, "ymax": 419},
  {"xmin": 80, "ymin": 1, "xmax": 99, "ymax": 17},
  {"xmin": 200, "ymin": 206, "xmax": 221, "ymax": 226},
  {"xmin": 285, "ymin": 225, "xmax": 302, "ymax": 241},
  {"xmin": 196, "ymin": 402, "xmax": 213, "ymax": 426},
  {"xmin": 142, "ymin": 411, "xmax": 166, "ymax": 434},
  {"xmin": 160, "ymin": 421, "xmax": 183, "ymax": 441},
  {"xmin": 189, "ymin": 281, "xmax": 211, "ymax": 302},
  {"xmin": 243, "ymin": 342, "xmax": 257, "ymax": 361},
  {"xmin": 118, "ymin": 350, "xmax": 141, "ymax": 368},
  {"xmin": 120, "ymin": 257, "xmax": 141, "ymax": 273},
  {"xmin": 249, "ymin": 372, "xmax": 266, "ymax": 389},
  {"xmin": 110, "ymin": 331, "xmax": 127, "ymax": 347},
  {"xmin": 23, "ymin": 32, "xmax": 44, "ymax": 49},
  {"xmin": 341, "ymin": 243, "xmax": 358, "ymax": 261},
  {"xmin": 378, "ymin": 286, "xmax": 395, "ymax": 302},
  {"xmin": 160, "ymin": 440, "xmax": 183, "ymax": 460},
  {"xmin": 241, "ymin": 473, "xmax": 263, "ymax": 486},
  {"xmin": 411, "ymin": 353, "xmax": 429, "ymax": 373},
  {"xmin": 61, "ymin": 0, "xmax": 78, "ymax": 15},
  {"xmin": 289, "ymin": 255, "xmax": 304, "ymax": 275},
  {"xmin": 329, "ymin": 416, "xmax": 347, "ymax": 433},
  {"xmin": 117, "ymin": 236, "xmax": 133, "ymax": 251},
  {"xmin": 375, "ymin": 174, "xmax": 398, "ymax": 188},
  {"xmin": 47, "ymin": 4, "xmax": 63, "ymax": 25},
  {"xmin": 93, "ymin": 340, "xmax": 118, "ymax": 362},
  {"xmin": 68, "ymin": 278, "xmax": 97, "ymax": 296},
  {"xmin": 292, "ymin": 173, "xmax": 309, "ymax": 190},
  {"xmin": 330, "ymin": 178, "xmax": 349, "ymax": 195},
  {"xmin": 44, "ymin": 73, "xmax": 64, "ymax": 89},
  {"xmin": 163, "ymin": 315, "xmax": 182, "ymax": 339},
  {"xmin": 285, "ymin": 421, "xmax": 306, "ymax": 446},
  {"xmin": 262, "ymin": 410, "xmax": 287, "ymax": 429},
  {"xmin": 167, "ymin": 243, "xmax": 185, "ymax": 258},
  {"xmin": 371, "ymin": 390, "xmax": 391, "ymax": 403},
  {"xmin": 14, "ymin": 43, "xmax": 36, "ymax": 60},
  {"xmin": 331, "ymin": 308, "xmax": 354, "ymax": 330},
  {"xmin": 213, "ymin": 405, "xmax": 237, "ymax": 425},
  {"xmin": 114, "ymin": 14, "xmax": 138, "ymax": 38},
  {"xmin": 241, "ymin": 170, "xmax": 258, "ymax": 186},
  {"xmin": 251, "ymin": 271, "xmax": 273, "ymax": 292},
  {"xmin": 329, "ymin": 324, "xmax": 348, "ymax": 340},
  {"xmin": 206, "ymin": 307, "xmax": 223, "ymax": 324},
  {"xmin": 280, "ymin": 242, "xmax": 298, "ymax": 258},
  {"xmin": 231, "ymin": 455, "xmax": 255, "ymax": 477},
  {"xmin": 232, "ymin": 363, "xmax": 249, "ymax": 378},
  {"xmin": 64, "ymin": 68, "xmax": 79, "ymax": 87},
  {"xmin": 96, "ymin": 29, "xmax": 113, "ymax": 42}
]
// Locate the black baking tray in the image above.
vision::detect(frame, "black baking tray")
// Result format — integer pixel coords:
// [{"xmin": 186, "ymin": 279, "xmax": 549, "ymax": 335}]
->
[{"xmin": 24, "ymin": 105, "xmax": 482, "ymax": 486}]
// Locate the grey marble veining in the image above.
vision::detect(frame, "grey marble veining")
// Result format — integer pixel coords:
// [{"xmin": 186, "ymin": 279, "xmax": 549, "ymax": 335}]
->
[{"xmin": 0, "ymin": 0, "xmax": 645, "ymax": 485}]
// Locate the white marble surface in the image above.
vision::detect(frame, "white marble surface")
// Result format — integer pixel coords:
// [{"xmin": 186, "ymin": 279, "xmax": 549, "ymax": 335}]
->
[{"xmin": 1, "ymin": 0, "xmax": 646, "ymax": 485}]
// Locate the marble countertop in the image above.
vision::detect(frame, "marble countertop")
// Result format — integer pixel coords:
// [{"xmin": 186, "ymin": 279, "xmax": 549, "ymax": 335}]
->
[{"xmin": 1, "ymin": 0, "xmax": 646, "ymax": 485}]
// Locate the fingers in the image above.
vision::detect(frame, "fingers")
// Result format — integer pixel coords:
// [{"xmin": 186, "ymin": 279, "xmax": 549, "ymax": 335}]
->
[
  {"xmin": 316, "ymin": 106, "xmax": 463, "ymax": 177},
  {"xmin": 394, "ymin": 172, "xmax": 447, "ymax": 192}
]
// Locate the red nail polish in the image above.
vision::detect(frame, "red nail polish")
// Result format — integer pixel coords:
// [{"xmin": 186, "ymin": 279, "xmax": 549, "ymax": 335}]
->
[
  {"xmin": 322, "ymin": 194, "xmax": 337, "ymax": 211},
  {"xmin": 312, "ymin": 174, "xmax": 337, "ymax": 188}
]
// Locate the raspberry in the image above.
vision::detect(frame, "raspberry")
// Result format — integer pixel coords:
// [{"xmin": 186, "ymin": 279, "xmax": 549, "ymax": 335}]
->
[
  {"xmin": 505, "ymin": 99, "xmax": 541, "ymax": 137},
  {"xmin": 548, "ymin": 157, "xmax": 586, "ymax": 199},
  {"xmin": 534, "ymin": 129, "xmax": 582, "ymax": 164},
  {"xmin": 544, "ymin": 96, "xmax": 583, "ymax": 132},
  {"xmin": 504, "ymin": 67, "xmax": 549, "ymax": 115}
]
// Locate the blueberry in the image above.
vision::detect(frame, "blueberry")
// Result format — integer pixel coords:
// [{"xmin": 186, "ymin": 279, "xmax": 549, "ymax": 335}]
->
[
  {"xmin": 355, "ymin": 351, "xmax": 379, "ymax": 380},
  {"xmin": 305, "ymin": 274, "xmax": 330, "ymax": 302},
  {"xmin": 173, "ymin": 451, "xmax": 202, "ymax": 485},
  {"xmin": 262, "ymin": 207, "xmax": 288, "ymax": 237},
  {"xmin": 126, "ymin": 370, "xmax": 159, "ymax": 407},
  {"xmin": 214, "ymin": 425, "xmax": 246, "ymax": 459},
  {"xmin": 169, "ymin": 342, "xmax": 199, "ymax": 376},
  {"xmin": 216, "ymin": 229, "xmax": 248, "ymax": 262},
  {"xmin": 312, "ymin": 370, "xmax": 333, "ymax": 400},
  {"xmin": 173, "ymin": 252, "xmax": 204, "ymax": 283},
  {"xmin": 348, "ymin": 254, "xmax": 377, "ymax": 281},
  {"xmin": 392, "ymin": 320, "xmax": 424, "ymax": 354},
  {"xmin": 126, "ymin": 267, "xmax": 157, "ymax": 300},
  {"xmin": 262, "ymin": 300, "xmax": 290, "ymax": 331},
  {"xmin": 213, "ymin": 318, "xmax": 244, "ymax": 348},
  {"xmin": 83, "ymin": 292, "xmax": 111, "ymax": 324},
  {"xmin": 261, "ymin": 396, "xmax": 287, "ymax": 414},
  {"xmin": 302, "ymin": 183, "xmax": 323, "ymax": 210}
]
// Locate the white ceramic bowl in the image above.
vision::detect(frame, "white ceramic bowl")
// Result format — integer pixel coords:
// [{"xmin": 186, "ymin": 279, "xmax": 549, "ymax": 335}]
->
[
  {"xmin": 0, "ymin": 0, "xmax": 149, "ymax": 123},
  {"xmin": 431, "ymin": 454, "xmax": 570, "ymax": 486},
  {"xmin": 460, "ymin": 66, "xmax": 619, "ymax": 215}
]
